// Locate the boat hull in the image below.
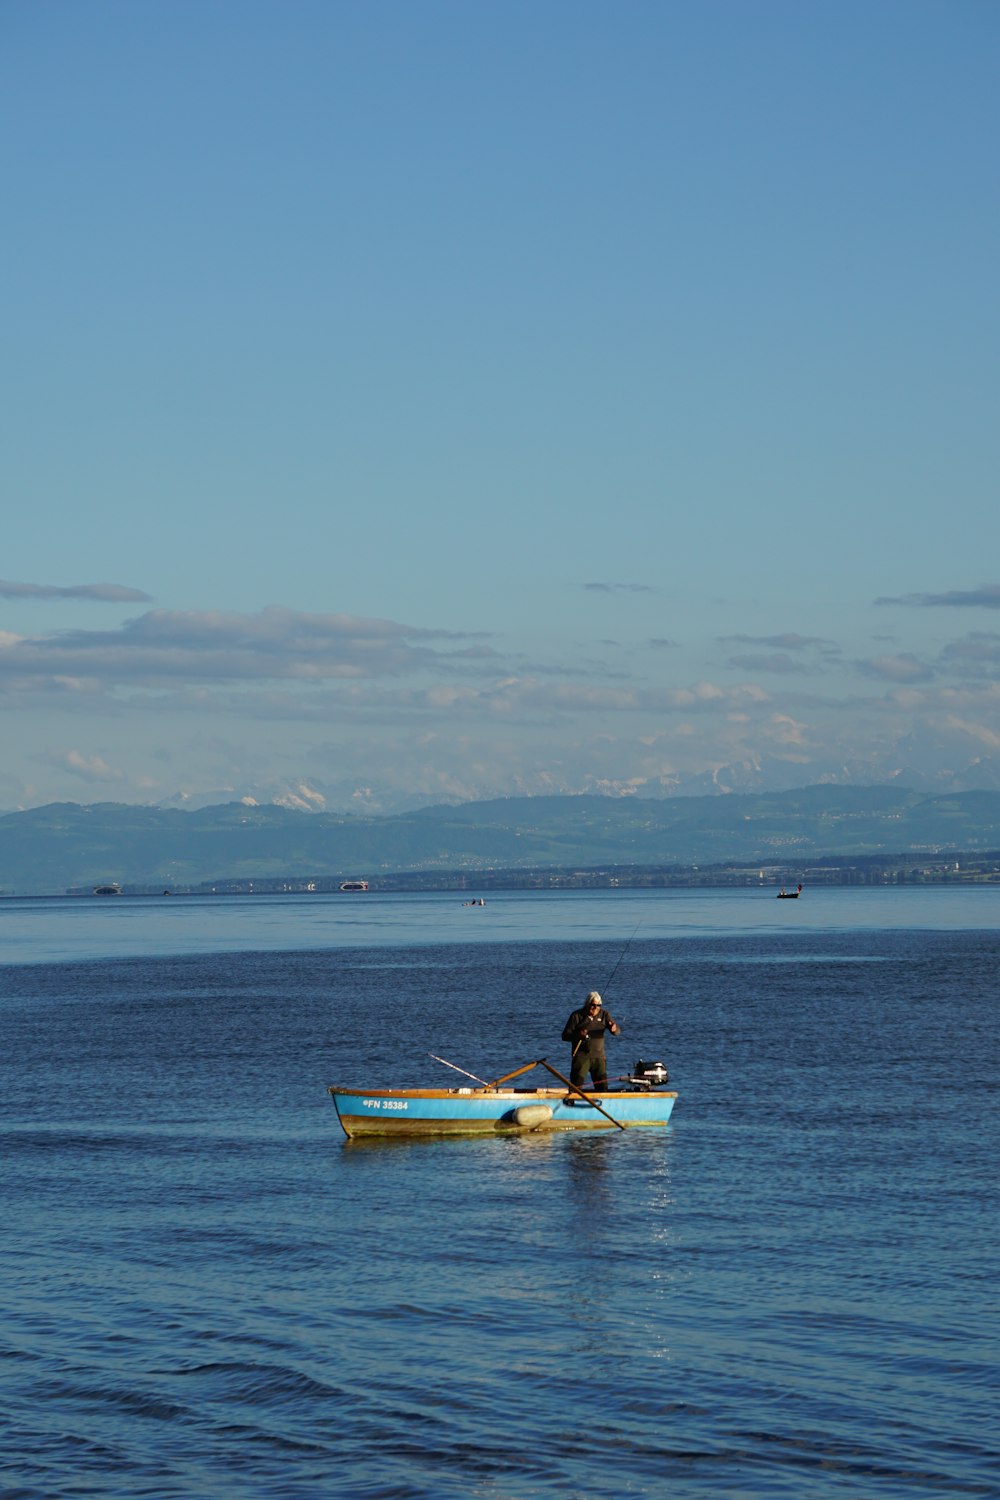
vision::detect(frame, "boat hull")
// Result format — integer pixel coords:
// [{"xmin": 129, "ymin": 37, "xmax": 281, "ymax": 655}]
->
[{"xmin": 328, "ymin": 1085, "xmax": 677, "ymax": 1138}]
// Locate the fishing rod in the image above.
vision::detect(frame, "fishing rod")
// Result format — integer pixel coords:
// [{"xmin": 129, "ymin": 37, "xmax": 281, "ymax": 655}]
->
[
  {"xmin": 571, "ymin": 921, "xmax": 642, "ymax": 1060},
  {"xmin": 601, "ymin": 920, "xmax": 641, "ymax": 1001},
  {"xmin": 428, "ymin": 1052, "xmax": 489, "ymax": 1086}
]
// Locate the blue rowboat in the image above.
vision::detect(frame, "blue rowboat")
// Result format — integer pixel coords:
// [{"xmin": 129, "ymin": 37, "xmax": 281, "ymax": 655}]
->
[
  {"xmin": 328, "ymin": 1071, "xmax": 677, "ymax": 1139},
  {"xmin": 328, "ymin": 1085, "xmax": 677, "ymax": 1138}
]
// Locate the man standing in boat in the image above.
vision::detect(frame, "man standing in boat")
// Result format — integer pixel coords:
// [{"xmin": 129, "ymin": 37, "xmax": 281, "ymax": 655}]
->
[{"xmin": 562, "ymin": 991, "xmax": 620, "ymax": 1089}]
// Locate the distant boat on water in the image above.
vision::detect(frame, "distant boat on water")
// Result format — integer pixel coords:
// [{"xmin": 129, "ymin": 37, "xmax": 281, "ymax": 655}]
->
[
  {"xmin": 777, "ymin": 883, "xmax": 803, "ymax": 899},
  {"xmin": 339, "ymin": 880, "xmax": 369, "ymax": 892},
  {"xmin": 93, "ymin": 883, "xmax": 122, "ymax": 896}
]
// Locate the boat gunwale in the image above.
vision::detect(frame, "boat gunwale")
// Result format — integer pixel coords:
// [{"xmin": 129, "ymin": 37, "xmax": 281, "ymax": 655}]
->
[{"xmin": 328, "ymin": 1084, "xmax": 678, "ymax": 1102}]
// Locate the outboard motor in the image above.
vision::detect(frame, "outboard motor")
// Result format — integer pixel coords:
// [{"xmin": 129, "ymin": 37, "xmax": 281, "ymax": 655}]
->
[{"xmin": 632, "ymin": 1059, "xmax": 669, "ymax": 1088}]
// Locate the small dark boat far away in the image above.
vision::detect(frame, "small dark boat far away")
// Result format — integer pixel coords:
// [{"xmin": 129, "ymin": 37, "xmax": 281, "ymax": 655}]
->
[{"xmin": 777, "ymin": 883, "xmax": 803, "ymax": 899}]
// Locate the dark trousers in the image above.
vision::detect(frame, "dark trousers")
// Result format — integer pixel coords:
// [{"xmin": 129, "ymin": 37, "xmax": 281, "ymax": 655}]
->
[{"xmin": 571, "ymin": 1043, "xmax": 607, "ymax": 1088}]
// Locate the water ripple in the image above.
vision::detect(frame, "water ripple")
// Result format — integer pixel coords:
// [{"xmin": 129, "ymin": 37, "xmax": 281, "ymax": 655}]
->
[{"xmin": 2, "ymin": 917, "xmax": 997, "ymax": 1497}]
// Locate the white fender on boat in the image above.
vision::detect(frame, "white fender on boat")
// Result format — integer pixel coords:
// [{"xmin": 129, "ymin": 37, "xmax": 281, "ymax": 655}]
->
[{"xmin": 511, "ymin": 1104, "xmax": 553, "ymax": 1128}]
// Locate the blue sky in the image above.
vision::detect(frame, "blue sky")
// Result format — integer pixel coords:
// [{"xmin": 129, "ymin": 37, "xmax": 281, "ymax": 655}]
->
[{"xmin": 2, "ymin": 0, "xmax": 999, "ymax": 812}]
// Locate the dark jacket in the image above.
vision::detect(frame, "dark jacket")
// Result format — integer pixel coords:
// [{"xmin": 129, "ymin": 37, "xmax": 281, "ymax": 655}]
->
[{"xmin": 562, "ymin": 1005, "xmax": 619, "ymax": 1047}]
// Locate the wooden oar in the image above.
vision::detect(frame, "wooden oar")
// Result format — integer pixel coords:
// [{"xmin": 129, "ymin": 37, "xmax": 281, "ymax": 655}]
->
[
  {"xmin": 455, "ymin": 1057, "xmax": 625, "ymax": 1131},
  {"xmin": 485, "ymin": 1059, "xmax": 546, "ymax": 1089},
  {"xmin": 439, "ymin": 1056, "xmax": 562, "ymax": 1091},
  {"xmin": 539, "ymin": 1059, "xmax": 626, "ymax": 1131}
]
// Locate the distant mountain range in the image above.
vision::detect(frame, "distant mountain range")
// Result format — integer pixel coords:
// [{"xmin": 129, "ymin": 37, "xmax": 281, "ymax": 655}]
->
[{"xmin": 3, "ymin": 786, "xmax": 1000, "ymax": 894}]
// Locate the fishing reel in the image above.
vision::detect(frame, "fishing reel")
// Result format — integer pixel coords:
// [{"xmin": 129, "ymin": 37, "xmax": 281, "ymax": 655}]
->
[{"xmin": 630, "ymin": 1059, "xmax": 669, "ymax": 1088}]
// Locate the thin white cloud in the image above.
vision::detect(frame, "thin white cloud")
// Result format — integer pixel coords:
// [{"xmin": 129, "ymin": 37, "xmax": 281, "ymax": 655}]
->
[
  {"xmin": 0, "ymin": 607, "xmax": 492, "ymax": 686},
  {"xmin": 938, "ymin": 633, "xmax": 1000, "ymax": 678},
  {"xmin": 762, "ymin": 714, "xmax": 810, "ymax": 747},
  {"xmin": 583, "ymin": 581, "xmax": 661, "ymax": 595},
  {"xmin": 46, "ymin": 749, "xmax": 127, "ymax": 783},
  {"xmin": 80, "ymin": 674, "xmax": 772, "ymax": 728},
  {"xmin": 0, "ymin": 579, "xmax": 152, "ymax": 602},
  {"xmin": 727, "ymin": 653, "xmax": 816, "ymax": 676},
  {"xmin": 8, "ymin": 598, "xmax": 1000, "ymax": 809},
  {"xmin": 937, "ymin": 715, "xmax": 1000, "ymax": 751},
  {"xmin": 875, "ymin": 584, "xmax": 1000, "ymax": 610},
  {"xmin": 719, "ymin": 633, "xmax": 832, "ymax": 650},
  {"xmin": 855, "ymin": 653, "xmax": 935, "ymax": 684}
]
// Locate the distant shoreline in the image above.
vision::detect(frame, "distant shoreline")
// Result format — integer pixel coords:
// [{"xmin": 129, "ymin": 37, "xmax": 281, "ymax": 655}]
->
[{"xmin": 4, "ymin": 850, "xmax": 998, "ymax": 899}]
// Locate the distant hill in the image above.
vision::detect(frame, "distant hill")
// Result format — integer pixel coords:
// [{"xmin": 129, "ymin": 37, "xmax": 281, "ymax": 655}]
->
[{"xmin": 3, "ymin": 786, "xmax": 1000, "ymax": 894}]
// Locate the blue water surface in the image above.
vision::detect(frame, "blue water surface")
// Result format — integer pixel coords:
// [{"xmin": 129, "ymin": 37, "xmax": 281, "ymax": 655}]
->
[{"xmin": 1, "ymin": 889, "xmax": 997, "ymax": 1498}]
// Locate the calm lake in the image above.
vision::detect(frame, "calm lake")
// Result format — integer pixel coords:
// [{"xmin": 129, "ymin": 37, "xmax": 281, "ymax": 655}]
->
[{"xmin": 2, "ymin": 888, "xmax": 997, "ymax": 1497}]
